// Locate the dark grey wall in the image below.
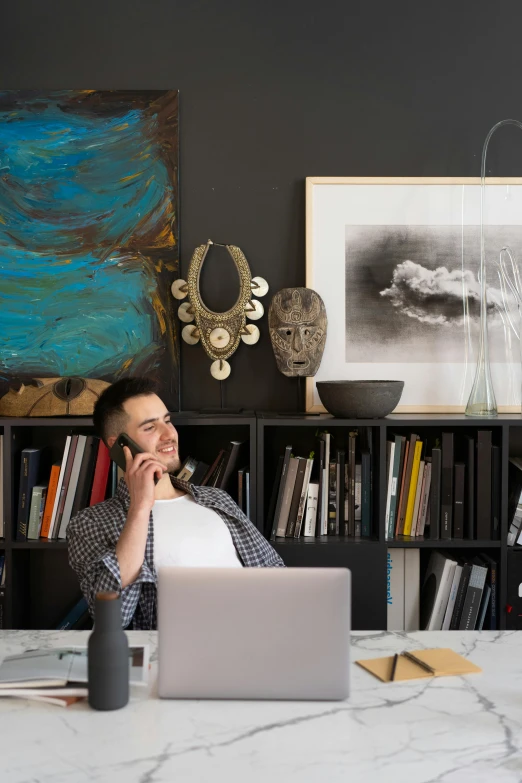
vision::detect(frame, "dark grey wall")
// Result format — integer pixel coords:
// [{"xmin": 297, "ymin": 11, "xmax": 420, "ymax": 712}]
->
[{"xmin": 3, "ymin": 0, "xmax": 522, "ymax": 411}]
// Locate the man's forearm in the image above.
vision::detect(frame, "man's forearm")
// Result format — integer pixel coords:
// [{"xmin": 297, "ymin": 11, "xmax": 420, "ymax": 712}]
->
[{"xmin": 115, "ymin": 504, "xmax": 151, "ymax": 588}]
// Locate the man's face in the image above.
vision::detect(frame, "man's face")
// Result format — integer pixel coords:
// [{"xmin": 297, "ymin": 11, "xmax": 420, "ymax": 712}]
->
[{"xmin": 120, "ymin": 393, "xmax": 181, "ymax": 474}]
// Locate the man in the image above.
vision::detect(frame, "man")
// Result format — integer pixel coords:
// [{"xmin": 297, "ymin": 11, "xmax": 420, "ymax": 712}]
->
[{"xmin": 67, "ymin": 377, "xmax": 284, "ymax": 629}]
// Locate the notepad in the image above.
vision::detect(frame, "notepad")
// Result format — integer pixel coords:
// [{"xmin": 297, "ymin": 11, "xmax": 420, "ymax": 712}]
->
[{"xmin": 356, "ymin": 648, "xmax": 482, "ymax": 683}]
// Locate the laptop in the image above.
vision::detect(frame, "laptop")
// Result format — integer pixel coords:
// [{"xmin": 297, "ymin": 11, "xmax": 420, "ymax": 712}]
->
[{"xmin": 158, "ymin": 566, "xmax": 351, "ymax": 700}]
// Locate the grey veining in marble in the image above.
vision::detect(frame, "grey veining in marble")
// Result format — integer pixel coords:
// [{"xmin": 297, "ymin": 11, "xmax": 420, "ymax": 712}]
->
[{"xmin": 0, "ymin": 630, "xmax": 520, "ymax": 783}]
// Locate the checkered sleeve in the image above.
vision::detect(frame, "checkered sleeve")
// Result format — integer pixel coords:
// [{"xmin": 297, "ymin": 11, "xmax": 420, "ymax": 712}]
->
[{"xmin": 67, "ymin": 504, "xmax": 155, "ymax": 629}]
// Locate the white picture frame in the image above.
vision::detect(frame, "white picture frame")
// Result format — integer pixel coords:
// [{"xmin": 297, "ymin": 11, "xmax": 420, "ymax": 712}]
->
[{"xmin": 306, "ymin": 176, "xmax": 522, "ymax": 413}]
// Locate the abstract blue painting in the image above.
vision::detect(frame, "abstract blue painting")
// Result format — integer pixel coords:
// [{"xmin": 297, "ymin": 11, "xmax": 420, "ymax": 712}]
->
[{"xmin": 0, "ymin": 90, "xmax": 179, "ymax": 407}]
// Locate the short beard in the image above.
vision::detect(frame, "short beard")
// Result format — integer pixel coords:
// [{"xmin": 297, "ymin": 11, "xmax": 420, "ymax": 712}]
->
[{"xmin": 164, "ymin": 454, "xmax": 181, "ymax": 475}]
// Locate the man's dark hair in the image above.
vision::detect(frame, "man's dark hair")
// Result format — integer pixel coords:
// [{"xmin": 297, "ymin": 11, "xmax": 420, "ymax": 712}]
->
[{"xmin": 93, "ymin": 377, "xmax": 159, "ymax": 445}]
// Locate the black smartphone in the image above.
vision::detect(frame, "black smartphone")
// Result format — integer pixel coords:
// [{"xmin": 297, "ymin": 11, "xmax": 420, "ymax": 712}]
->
[{"xmin": 109, "ymin": 433, "xmax": 160, "ymax": 484}]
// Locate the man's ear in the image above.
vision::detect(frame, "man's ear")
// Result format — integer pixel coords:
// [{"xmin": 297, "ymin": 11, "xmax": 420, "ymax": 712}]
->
[{"xmin": 106, "ymin": 435, "xmax": 117, "ymax": 450}]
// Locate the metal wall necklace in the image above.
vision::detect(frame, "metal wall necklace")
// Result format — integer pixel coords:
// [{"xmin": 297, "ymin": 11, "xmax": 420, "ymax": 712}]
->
[{"xmin": 171, "ymin": 240, "xmax": 268, "ymax": 379}]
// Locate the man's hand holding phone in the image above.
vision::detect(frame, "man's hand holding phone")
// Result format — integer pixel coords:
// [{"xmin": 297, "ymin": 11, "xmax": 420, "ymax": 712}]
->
[{"xmin": 123, "ymin": 446, "xmax": 166, "ymax": 513}]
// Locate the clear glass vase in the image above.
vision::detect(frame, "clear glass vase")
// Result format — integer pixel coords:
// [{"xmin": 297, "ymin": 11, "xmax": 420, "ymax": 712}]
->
[{"xmin": 466, "ymin": 118, "xmax": 522, "ymax": 417}]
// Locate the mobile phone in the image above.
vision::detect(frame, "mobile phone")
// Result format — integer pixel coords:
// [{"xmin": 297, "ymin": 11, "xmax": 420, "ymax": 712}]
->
[{"xmin": 109, "ymin": 433, "xmax": 160, "ymax": 484}]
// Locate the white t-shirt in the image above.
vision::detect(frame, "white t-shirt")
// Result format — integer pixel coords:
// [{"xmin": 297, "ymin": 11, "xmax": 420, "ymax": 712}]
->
[{"xmin": 152, "ymin": 493, "xmax": 243, "ymax": 569}]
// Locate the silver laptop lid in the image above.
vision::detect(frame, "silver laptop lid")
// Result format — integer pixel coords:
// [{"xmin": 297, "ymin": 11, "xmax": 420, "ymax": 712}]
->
[{"xmin": 158, "ymin": 567, "xmax": 350, "ymax": 700}]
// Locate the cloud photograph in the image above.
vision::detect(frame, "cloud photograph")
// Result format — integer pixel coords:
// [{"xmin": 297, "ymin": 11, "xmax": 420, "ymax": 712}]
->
[{"xmin": 345, "ymin": 225, "xmax": 521, "ymax": 363}]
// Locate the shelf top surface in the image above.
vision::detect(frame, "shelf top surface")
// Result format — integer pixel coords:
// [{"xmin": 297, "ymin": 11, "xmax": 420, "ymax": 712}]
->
[{"xmin": 1, "ymin": 411, "xmax": 521, "ymax": 427}]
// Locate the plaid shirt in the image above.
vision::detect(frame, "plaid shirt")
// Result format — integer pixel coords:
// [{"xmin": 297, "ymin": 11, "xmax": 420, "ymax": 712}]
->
[{"xmin": 67, "ymin": 477, "xmax": 285, "ymax": 629}]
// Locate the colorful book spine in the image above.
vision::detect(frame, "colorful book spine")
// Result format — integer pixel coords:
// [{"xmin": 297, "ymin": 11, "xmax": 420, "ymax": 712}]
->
[
  {"xmin": 403, "ymin": 441, "xmax": 423, "ymax": 536},
  {"xmin": 40, "ymin": 464, "xmax": 61, "ymax": 539},
  {"xmin": 17, "ymin": 448, "xmax": 42, "ymax": 542},
  {"xmin": 27, "ymin": 486, "xmax": 48, "ymax": 540}
]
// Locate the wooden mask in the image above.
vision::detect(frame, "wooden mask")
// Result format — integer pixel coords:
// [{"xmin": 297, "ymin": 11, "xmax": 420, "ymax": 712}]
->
[{"xmin": 268, "ymin": 288, "xmax": 327, "ymax": 377}]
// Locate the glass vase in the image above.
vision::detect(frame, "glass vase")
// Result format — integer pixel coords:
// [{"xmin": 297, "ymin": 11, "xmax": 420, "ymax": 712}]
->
[{"xmin": 465, "ymin": 119, "xmax": 522, "ymax": 417}]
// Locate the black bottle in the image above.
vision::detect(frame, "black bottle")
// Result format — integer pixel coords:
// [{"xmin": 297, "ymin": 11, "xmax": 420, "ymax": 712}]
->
[{"xmin": 88, "ymin": 592, "xmax": 129, "ymax": 711}]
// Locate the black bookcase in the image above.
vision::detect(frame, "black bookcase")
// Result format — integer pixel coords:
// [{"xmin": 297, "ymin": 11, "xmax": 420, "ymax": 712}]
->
[
  {"xmin": 257, "ymin": 413, "xmax": 521, "ymax": 631},
  {"xmin": 1, "ymin": 411, "xmax": 520, "ymax": 630}
]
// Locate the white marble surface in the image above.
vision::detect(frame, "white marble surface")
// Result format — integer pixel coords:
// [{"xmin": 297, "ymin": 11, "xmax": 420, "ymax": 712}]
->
[{"xmin": 0, "ymin": 630, "xmax": 520, "ymax": 783}]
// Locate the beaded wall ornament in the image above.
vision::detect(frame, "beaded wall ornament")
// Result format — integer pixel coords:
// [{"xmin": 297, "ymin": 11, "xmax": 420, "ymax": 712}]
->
[{"xmin": 171, "ymin": 240, "xmax": 269, "ymax": 379}]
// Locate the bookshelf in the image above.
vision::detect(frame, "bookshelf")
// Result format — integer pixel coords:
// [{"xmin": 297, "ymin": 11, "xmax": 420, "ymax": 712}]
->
[
  {"xmin": 0, "ymin": 411, "xmax": 520, "ymax": 631},
  {"xmin": 257, "ymin": 413, "xmax": 520, "ymax": 631}
]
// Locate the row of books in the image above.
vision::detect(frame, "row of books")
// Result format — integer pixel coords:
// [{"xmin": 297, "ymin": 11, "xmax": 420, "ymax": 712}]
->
[
  {"xmin": 388, "ymin": 548, "xmax": 497, "ymax": 631},
  {"xmin": 16, "ymin": 436, "xmax": 112, "ymax": 541},
  {"xmin": 385, "ymin": 430, "xmax": 500, "ymax": 541},
  {"xmin": 268, "ymin": 428, "xmax": 373, "ymax": 539},
  {"xmin": 175, "ymin": 439, "xmax": 249, "ymax": 511}
]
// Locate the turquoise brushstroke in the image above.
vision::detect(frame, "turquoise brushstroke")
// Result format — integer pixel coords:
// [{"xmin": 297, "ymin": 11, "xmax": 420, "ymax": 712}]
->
[{"xmin": 0, "ymin": 91, "xmax": 175, "ymax": 378}]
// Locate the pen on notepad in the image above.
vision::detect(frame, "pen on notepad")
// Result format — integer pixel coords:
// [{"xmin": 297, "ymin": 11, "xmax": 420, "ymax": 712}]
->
[
  {"xmin": 401, "ymin": 650, "xmax": 436, "ymax": 675},
  {"xmin": 390, "ymin": 653, "xmax": 399, "ymax": 681}
]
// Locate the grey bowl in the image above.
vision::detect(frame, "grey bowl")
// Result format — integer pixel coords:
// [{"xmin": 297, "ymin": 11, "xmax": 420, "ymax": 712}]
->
[{"xmin": 316, "ymin": 380, "xmax": 405, "ymax": 419}]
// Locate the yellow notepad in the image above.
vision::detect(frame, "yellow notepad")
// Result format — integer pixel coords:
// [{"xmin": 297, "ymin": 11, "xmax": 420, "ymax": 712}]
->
[{"xmin": 356, "ymin": 648, "xmax": 482, "ymax": 683}]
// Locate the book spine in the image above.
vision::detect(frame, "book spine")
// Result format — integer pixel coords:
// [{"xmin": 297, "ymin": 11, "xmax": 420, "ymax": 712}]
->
[
  {"xmin": 40, "ymin": 465, "xmax": 61, "ymax": 539},
  {"xmin": 404, "ymin": 441, "xmax": 422, "ymax": 536},
  {"xmin": 440, "ymin": 432, "xmax": 454, "ymax": 539},
  {"xmin": 489, "ymin": 560, "xmax": 497, "ymax": 630},
  {"xmin": 322, "ymin": 433, "xmax": 331, "ymax": 535},
  {"xmin": 89, "ymin": 441, "xmax": 111, "ymax": 506},
  {"xmin": 450, "ymin": 562, "xmax": 472, "ymax": 629},
  {"xmin": 270, "ymin": 446, "xmax": 292, "ymax": 540},
  {"xmin": 459, "ymin": 564, "xmax": 488, "ymax": 630},
  {"xmin": 349, "ymin": 432, "xmax": 356, "ymax": 536},
  {"xmin": 52, "ymin": 436, "xmax": 79, "ymax": 538},
  {"xmin": 201, "ymin": 449, "xmax": 224, "ymax": 487},
  {"xmin": 477, "ymin": 585, "xmax": 491, "ymax": 631},
  {"xmin": 429, "ymin": 448, "xmax": 442, "ymax": 539},
  {"xmin": 335, "ymin": 450, "xmax": 345, "ymax": 537},
  {"xmin": 327, "ymin": 460, "xmax": 337, "ymax": 536},
  {"xmin": 16, "ymin": 452, "xmax": 30, "ymax": 542},
  {"xmin": 276, "ymin": 457, "xmax": 298, "ymax": 537},
  {"xmin": 388, "ymin": 437, "xmax": 404, "ymax": 539},
  {"xmin": 429, "ymin": 561, "xmax": 456, "ymax": 631},
  {"xmin": 59, "ymin": 435, "xmax": 88, "ymax": 538},
  {"xmin": 411, "ymin": 461, "xmax": 425, "ymax": 537},
  {"xmin": 55, "ymin": 596, "xmax": 89, "ymax": 630},
  {"xmin": 476, "ymin": 431, "xmax": 492, "ymax": 539},
  {"xmin": 442, "ymin": 564, "xmax": 463, "ymax": 630},
  {"xmin": 418, "ymin": 461, "xmax": 432, "ymax": 537},
  {"xmin": 453, "ymin": 462, "xmax": 465, "ymax": 539},
  {"xmin": 387, "ymin": 548, "xmax": 405, "ymax": 631},
  {"xmin": 17, "ymin": 450, "xmax": 41, "ymax": 542},
  {"xmin": 27, "ymin": 487, "xmax": 44, "ymax": 540},
  {"xmin": 245, "ymin": 472, "xmax": 250, "ymax": 518},
  {"xmin": 316, "ymin": 439, "xmax": 325, "ymax": 537},
  {"xmin": 466, "ymin": 436, "xmax": 475, "ymax": 539},
  {"xmin": 303, "ymin": 482, "xmax": 319, "ymax": 537},
  {"xmin": 294, "ymin": 458, "xmax": 313, "ymax": 538},
  {"xmin": 384, "ymin": 442, "xmax": 395, "ymax": 540},
  {"xmin": 70, "ymin": 436, "xmax": 98, "ymax": 518},
  {"xmin": 361, "ymin": 450, "xmax": 371, "ymax": 537},
  {"xmin": 404, "ymin": 548, "xmax": 420, "ymax": 631},
  {"xmin": 397, "ymin": 435, "xmax": 417, "ymax": 536},
  {"xmin": 491, "ymin": 444, "xmax": 500, "ymax": 540},
  {"xmin": 286, "ymin": 458, "xmax": 307, "ymax": 537}
]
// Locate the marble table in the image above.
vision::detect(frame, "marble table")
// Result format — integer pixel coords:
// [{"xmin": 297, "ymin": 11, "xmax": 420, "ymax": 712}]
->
[{"xmin": 0, "ymin": 630, "xmax": 521, "ymax": 783}]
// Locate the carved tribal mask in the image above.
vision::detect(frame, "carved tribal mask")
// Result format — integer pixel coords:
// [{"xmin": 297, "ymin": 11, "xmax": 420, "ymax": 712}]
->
[{"xmin": 268, "ymin": 288, "xmax": 327, "ymax": 377}]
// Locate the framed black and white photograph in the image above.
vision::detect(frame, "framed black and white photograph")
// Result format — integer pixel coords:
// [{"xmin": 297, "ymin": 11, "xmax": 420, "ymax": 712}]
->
[{"xmin": 306, "ymin": 177, "xmax": 522, "ymax": 413}]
